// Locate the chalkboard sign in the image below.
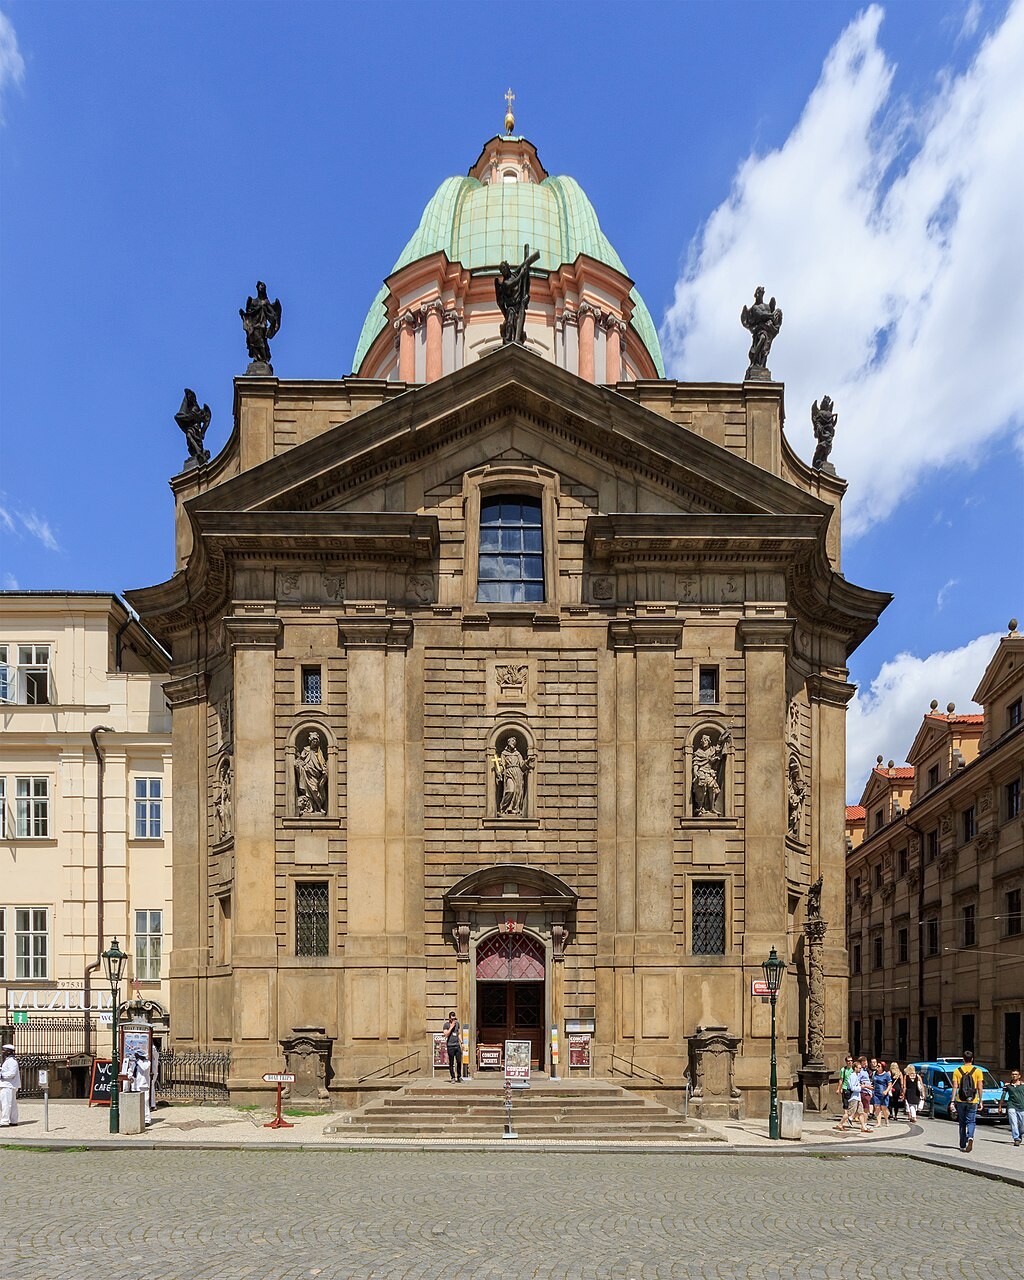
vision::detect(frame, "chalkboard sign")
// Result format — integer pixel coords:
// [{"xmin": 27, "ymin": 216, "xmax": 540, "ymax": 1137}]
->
[{"xmin": 88, "ymin": 1058, "xmax": 113, "ymax": 1107}]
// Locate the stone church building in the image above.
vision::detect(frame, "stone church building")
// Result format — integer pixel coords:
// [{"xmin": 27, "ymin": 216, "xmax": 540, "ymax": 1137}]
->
[{"xmin": 128, "ymin": 125, "xmax": 889, "ymax": 1113}]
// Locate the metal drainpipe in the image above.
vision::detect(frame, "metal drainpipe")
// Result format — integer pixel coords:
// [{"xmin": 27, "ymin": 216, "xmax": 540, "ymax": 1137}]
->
[{"xmin": 84, "ymin": 726, "xmax": 115, "ymax": 1055}]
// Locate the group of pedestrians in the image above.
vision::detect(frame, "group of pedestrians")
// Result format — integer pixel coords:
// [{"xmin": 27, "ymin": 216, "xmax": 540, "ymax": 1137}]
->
[{"xmin": 834, "ymin": 1054, "xmax": 924, "ymax": 1133}]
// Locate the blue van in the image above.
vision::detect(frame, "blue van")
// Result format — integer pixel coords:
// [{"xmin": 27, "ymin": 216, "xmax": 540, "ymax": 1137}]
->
[{"xmin": 910, "ymin": 1059, "xmax": 1005, "ymax": 1120}]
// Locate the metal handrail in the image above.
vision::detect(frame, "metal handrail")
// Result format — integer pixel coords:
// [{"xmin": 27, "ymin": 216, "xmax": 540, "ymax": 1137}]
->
[
  {"xmin": 356, "ymin": 1049, "xmax": 421, "ymax": 1083},
  {"xmin": 608, "ymin": 1053, "xmax": 664, "ymax": 1085}
]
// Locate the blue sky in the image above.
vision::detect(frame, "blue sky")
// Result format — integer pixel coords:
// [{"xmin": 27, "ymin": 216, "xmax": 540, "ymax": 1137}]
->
[{"xmin": 1, "ymin": 1, "xmax": 1021, "ymax": 796}]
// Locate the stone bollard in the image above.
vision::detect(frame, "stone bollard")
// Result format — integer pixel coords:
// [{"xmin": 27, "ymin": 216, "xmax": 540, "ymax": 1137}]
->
[
  {"xmin": 779, "ymin": 1100, "xmax": 803, "ymax": 1140},
  {"xmin": 119, "ymin": 1090, "xmax": 145, "ymax": 1134}
]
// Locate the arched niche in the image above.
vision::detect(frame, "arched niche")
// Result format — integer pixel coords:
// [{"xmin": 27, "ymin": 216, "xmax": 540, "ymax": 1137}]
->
[
  {"xmin": 284, "ymin": 722, "xmax": 338, "ymax": 822},
  {"xmin": 685, "ymin": 722, "xmax": 734, "ymax": 820},
  {"xmin": 486, "ymin": 723, "xmax": 537, "ymax": 821}
]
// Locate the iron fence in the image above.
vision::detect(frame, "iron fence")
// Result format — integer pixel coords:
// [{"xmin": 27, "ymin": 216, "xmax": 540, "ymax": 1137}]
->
[{"xmin": 156, "ymin": 1048, "xmax": 231, "ymax": 1101}]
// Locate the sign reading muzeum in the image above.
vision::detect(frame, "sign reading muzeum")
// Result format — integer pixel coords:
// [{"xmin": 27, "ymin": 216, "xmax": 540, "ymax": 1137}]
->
[{"xmin": 126, "ymin": 118, "xmax": 889, "ymax": 1115}]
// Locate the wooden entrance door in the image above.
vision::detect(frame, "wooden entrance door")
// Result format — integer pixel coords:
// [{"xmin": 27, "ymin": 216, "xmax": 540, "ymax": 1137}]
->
[{"xmin": 475, "ymin": 932, "xmax": 546, "ymax": 1068}]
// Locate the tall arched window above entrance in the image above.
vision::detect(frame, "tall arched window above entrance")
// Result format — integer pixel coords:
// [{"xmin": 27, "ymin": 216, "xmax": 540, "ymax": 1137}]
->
[
  {"xmin": 477, "ymin": 495, "xmax": 544, "ymax": 603},
  {"xmin": 476, "ymin": 931, "xmax": 545, "ymax": 981}
]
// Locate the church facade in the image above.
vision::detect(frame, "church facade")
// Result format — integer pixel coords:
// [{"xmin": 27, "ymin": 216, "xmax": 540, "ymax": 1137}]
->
[{"xmin": 128, "ymin": 128, "xmax": 889, "ymax": 1112}]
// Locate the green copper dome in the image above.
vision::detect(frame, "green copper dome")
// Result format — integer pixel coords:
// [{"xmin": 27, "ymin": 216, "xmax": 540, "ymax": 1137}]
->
[{"xmin": 353, "ymin": 168, "xmax": 665, "ymax": 376}]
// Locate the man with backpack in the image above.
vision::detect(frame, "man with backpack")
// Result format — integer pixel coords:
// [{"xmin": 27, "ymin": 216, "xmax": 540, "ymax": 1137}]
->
[{"xmin": 951, "ymin": 1049, "xmax": 984, "ymax": 1153}]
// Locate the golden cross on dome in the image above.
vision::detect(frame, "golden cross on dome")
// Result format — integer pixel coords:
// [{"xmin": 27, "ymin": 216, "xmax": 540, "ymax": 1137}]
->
[{"xmin": 504, "ymin": 87, "xmax": 516, "ymax": 135}]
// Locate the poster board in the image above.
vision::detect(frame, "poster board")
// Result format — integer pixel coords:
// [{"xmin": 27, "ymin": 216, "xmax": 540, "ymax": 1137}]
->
[
  {"xmin": 88, "ymin": 1058, "xmax": 113, "ymax": 1107},
  {"xmin": 432, "ymin": 1033, "xmax": 450, "ymax": 1072},
  {"xmin": 568, "ymin": 1033, "xmax": 592, "ymax": 1069},
  {"xmin": 504, "ymin": 1039, "xmax": 531, "ymax": 1083}
]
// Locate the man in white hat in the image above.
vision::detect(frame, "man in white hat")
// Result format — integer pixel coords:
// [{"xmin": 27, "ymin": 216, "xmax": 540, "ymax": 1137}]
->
[
  {"xmin": 129, "ymin": 1049, "xmax": 153, "ymax": 1126},
  {"xmin": 0, "ymin": 1043, "xmax": 20, "ymax": 1126}
]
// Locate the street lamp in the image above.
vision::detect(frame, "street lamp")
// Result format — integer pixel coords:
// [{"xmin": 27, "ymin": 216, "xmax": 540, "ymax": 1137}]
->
[
  {"xmin": 762, "ymin": 945, "xmax": 786, "ymax": 1140},
  {"xmin": 102, "ymin": 937, "xmax": 128, "ymax": 1134}
]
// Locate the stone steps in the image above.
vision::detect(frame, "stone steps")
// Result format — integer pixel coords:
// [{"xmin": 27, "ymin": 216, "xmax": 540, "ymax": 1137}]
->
[{"xmin": 325, "ymin": 1080, "xmax": 710, "ymax": 1143}]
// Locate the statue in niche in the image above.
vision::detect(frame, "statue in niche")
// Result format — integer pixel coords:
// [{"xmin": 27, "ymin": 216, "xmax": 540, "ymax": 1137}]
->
[
  {"xmin": 811, "ymin": 396, "xmax": 838, "ymax": 471},
  {"xmin": 740, "ymin": 285, "xmax": 783, "ymax": 378},
  {"xmin": 807, "ymin": 875, "xmax": 823, "ymax": 924},
  {"xmin": 495, "ymin": 243, "xmax": 541, "ymax": 345},
  {"xmin": 240, "ymin": 280, "xmax": 282, "ymax": 372},
  {"xmin": 294, "ymin": 729, "xmax": 328, "ymax": 816},
  {"xmin": 691, "ymin": 728, "xmax": 732, "ymax": 817},
  {"xmin": 174, "ymin": 388, "xmax": 212, "ymax": 467},
  {"xmin": 214, "ymin": 756, "xmax": 233, "ymax": 842},
  {"xmin": 787, "ymin": 754, "xmax": 806, "ymax": 837},
  {"xmin": 491, "ymin": 731, "xmax": 536, "ymax": 817}
]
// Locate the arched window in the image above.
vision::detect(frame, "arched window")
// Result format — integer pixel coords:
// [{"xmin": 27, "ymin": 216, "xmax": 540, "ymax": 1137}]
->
[{"xmin": 477, "ymin": 495, "xmax": 544, "ymax": 603}]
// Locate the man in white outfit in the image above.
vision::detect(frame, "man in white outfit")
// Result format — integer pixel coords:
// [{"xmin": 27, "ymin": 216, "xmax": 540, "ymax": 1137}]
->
[
  {"xmin": 129, "ymin": 1050, "xmax": 153, "ymax": 1126},
  {"xmin": 0, "ymin": 1043, "xmax": 21, "ymax": 1126}
]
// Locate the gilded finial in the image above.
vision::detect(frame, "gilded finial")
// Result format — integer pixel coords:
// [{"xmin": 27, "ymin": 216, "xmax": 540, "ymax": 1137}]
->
[{"xmin": 504, "ymin": 87, "xmax": 516, "ymax": 135}]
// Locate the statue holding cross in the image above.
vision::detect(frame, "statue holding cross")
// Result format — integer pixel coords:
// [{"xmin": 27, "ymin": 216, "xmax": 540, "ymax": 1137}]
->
[{"xmin": 495, "ymin": 243, "xmax": 541, "ymax": 347}]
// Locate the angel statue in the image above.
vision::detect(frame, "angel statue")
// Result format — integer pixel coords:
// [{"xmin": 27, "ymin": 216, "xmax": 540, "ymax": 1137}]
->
[
  {"xmin": 495, "ymin": 243, "xmax": 541, "ymax": 345},
  {"xmin": 174, "ymin": 388, "xmax": 212, "ymax": 467},
  {"xmin": 240, "ymin": 280, "xmax": 282, "ymax": 372},
  {"xmin": 740, "ymin": 285, "xmax": 783, "ymax": 379},
  {"xmin": 811, "ymin": 395, "xmax": 837, "ymax": 471}
]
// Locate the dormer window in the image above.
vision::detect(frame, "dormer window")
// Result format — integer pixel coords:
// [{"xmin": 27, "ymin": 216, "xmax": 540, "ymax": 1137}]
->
[
  {"xmin": 1009, "ymin": 697, "xmax": 1023, "ymax": 730},
  {"xmin": 477, "ymin": 496, "xmax": 544, "ymax": 603},
  {"xmin": 927, "ymin": 763, "xmax": 939, "ymax": 790}
]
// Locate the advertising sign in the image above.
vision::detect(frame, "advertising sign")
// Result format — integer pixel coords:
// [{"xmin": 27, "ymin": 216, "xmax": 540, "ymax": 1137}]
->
[
  {"xmin": 504, "ymin": 1039, "xmax": 531, "ymax": 1084},
  {"xmin": 750, "ymin": 979, "xmax": 771, "ymax": 997},
  {"xmin": 88, "ymin": 1059, "xmax": 114, "ymax": 1107},
  {"xmin": 262, "ymin": 1073, "xmax": 296, "ymax": 1084},
  {"xmin": 568, "ymin": 1033, "xmax": 591, "ymax": 1069},
  {"xmin": 432, "ymin": 1033, "xmax": 450, "ymax": 1069},
  {"xmin": 120, "ymin": 1025, "xmax": 153, "ymax": 1075}
]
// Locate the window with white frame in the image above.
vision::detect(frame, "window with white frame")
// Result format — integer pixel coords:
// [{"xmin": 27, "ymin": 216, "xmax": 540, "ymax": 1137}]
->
[
  {"xmin": 135, "ymin": 909, "xmax": 162, "ymax": 980},
  {"xmin": 0, "ymin": 777, "xmax": 5, "ymax": 839},
  {"xmin": 133, "ymin": 777, "xmax": 162, "ymax": 839},
  {"xmin": 0, "ymin": 643, "xmax": 53, "ymax": 705},
  {"xmin": 15, "ymin": 907, "xmax": 48, "ymax": 979},
  {"xmin": 16, "ymin": 777, "xmax": 50, "ymax": 838},
  {"xmin": 477, "ymin": 496, "xmax": 544, "ymax": 603}
]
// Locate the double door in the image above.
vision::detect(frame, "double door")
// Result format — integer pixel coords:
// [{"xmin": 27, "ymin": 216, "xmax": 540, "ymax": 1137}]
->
[{"xmin": 477, "ymin": 980, "xmax": 544, "ymax": 1068}]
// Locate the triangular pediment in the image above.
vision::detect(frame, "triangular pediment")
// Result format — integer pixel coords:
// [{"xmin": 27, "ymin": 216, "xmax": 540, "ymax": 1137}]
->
[
  {"xmin": 186, "ymin": 346, "xmax": 832, "ymax": 526},
  {"xmin": 973, "ymin": 634, "xmax": 1024, "ymax": 707},
  {"xmin": 906, "ymin": 717, "xmax": 951, "ymax": 767}
]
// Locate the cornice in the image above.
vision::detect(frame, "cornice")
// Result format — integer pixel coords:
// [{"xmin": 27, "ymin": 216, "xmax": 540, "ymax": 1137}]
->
[
  {"xmin": 806, "ymin": 672, "xmax": 856, "ymax": 707},
  {"xmin": 163, "ymin": 671, "xmax": 210, "ymax": 708},
  {"xmin": 736, "ymin": 617, "xmax": 794, "ymax": 650},
  {"xmin": 223, "ymin": 616, "xmax": 283, "ymax": 649},
  {"xmin": 608, "ymin": 619, "xmax": 683, "ymax": 650},
  {"xmin": 337, "ymin": 618, "xmax": 414, "ymax": 650}
]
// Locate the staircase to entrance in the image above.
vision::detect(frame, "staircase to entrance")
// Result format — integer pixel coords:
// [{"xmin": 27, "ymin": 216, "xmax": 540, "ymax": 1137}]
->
[{"xmin": 325, "ymin": 1078, "xmax": 713, "ymax": 1142}]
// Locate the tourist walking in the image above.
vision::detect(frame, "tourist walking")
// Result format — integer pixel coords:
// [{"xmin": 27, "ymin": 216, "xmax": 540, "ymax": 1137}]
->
[
  {"xmin": 858, "ymin": 1057, "xmax": 873, "ymax": 1119},
  {"xmin": 443, "ymin": 1011, "xmax": 463, "ymax": 1083},
  {"xmin": 997, "ymin": 1068, "xmax": 1024, "ymax": 1147},
  {"xmin": 888, "ymin": 1062, "xmax": 905, "ymax": 1121},
  {"xmin": 902, "ymin": 1065, "xmax": 925, "ymax": 1122},
  {"xmin": 836, "ymin": 1055, "xmax": 857, "ymax": 1124},
  {"xmin": 951, "ymin": 1050, "xmax": 984, "ymax": 1153},
  {"xmin": 0, "ymin": 1043, "xmax": 20, "ymax": 1127},
  {"xmin": 835, "ymin": 1055, "xmax": 870, "ymax": 1133},
  {"xmin": 871, "ymin": 1060, "xmax": 893, "ymax": 1126}
]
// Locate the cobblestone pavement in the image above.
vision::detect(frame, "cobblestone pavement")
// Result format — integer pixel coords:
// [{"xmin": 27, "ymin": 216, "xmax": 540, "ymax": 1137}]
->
[{"xmin": 4, "ymin": 1149, "xmax": 1022, "ymax": 1280}]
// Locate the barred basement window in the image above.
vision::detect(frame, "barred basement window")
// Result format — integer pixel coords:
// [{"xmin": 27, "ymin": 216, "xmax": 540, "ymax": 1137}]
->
[
  {"xmin": 295, "ymin": 881, "xmax": 329, "ymax": 956},
  {"xmin": 691, "ymin": 880, "xmax": 726, "ymax": 955}
]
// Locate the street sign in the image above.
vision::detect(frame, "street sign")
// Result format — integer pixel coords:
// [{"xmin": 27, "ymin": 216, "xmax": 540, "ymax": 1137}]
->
[
  {"xmin": 262, "ymin": 1072, "xmax": 296, "ymax": 1084},
  {"xmin": 750, "ymin": 979, "xmax": 771, "ymax": 997}
]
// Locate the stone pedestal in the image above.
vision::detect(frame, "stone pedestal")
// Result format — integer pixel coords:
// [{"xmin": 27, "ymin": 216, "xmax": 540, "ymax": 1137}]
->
[
  {"xmin": 282, "ymin": 1026, "xmax": 333, "ymax": 1101},
  {"xmin": 687, "ymin": 1025, "xmax": 742, "ymax": 1120},
  {"xmin": 119, "ymin": 1090, "xmax": 145, "ymax": 1134},
  {"xmin": 779, "ymin": 1099, "xmax": 803, "ymax": 1140},
  {"xmin": 798, "ymin": 1065, "xmax": 833, "ymax": 1115}
]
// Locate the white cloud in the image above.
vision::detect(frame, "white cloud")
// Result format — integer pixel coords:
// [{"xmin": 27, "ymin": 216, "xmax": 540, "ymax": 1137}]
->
[
  {"xmin": 0, "ymin": 502, "xmax": 14, "ymax": 534},
  {"xmin": 661, "ymin": 1, "xmax": 1024, "ymax": 537},
  {"xmin": 959, "ymin": 0, "xmax": 983, "ymax": 42},
  {"xmin": 936, "ymin": 577, "xmax": 959, "ymax": 609},
  {"xmin": 18, "ymin": 511, "xmax": 59, "ymax": 551},
  {"xmin": 0, "ymin": 10, "xmax": 25, "ymax": 123},
  {"xmin": 846, "ymin": 631, "xmax": 1000, "ymax": 801},
  {"xmin": 3, "ymin": 572, "xmax": 18, "ymax": 589}
]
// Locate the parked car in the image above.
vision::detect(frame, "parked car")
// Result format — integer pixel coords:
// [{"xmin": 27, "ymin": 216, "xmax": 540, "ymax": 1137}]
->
[{"xmin": 909, "ymin": 1059, "xmax": 1006, "ymax": 1121}]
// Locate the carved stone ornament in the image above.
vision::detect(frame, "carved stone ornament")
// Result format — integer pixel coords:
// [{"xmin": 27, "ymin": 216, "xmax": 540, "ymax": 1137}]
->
[
  {"xmin": 453, "ymin": 923, "xmax": 471, "ymax": 962},
  {"xmin": 907, "ymin": 867, "xmax": 921, "ymax": 892},
  {"xmin": 811, "ymin": 395, "xmax": 837, "ymax": 472},
  {"xmin": 592, "ymin": 575, "xmax": 614, "ymax": 601},
  {"xmin": 495, "ymin": 664, "xmax": 528, "ymax": 696},
  {"xmin": 740, "ymin": 285, "xmax": 783, "ymax": 380},
  {"xmin": 881, "ymin": 882, "xmax": 896, "ymax": 903},
  {"xmin": 936, "ymin": 846, "xmax": 957, "ymax": 874},
  {"xmin": 979, "ymin": 789, "xmax": 993, "ymax": 813},
  {"xmin": 974, "ymin": 830, "xmax": 996, "ymax": 858},
  {"xmin": 491, "ymin": 730, "xmax": 536, "ymax": 818},
  {"xmin": 691, "ymin": 727, "xmax": 732, "ymax": 817},
  {"xmin": 940, "ymin": 812, "xmax": 954, "ymax": 836},
  {"xmin": 687, "ymin": 1026, "xmax": 742, "ymax": 1119},
  {"xmin": 294, "ymin": 727, "xmax": 329, "ymax": 816},
  {"xmin": 174, "ymin": 388, "xmax": 212, "ymax": 468},
  {"xmin": 407, "ymin": 574, "xmax": 434, "ymax": 605},
  {"xmin": 214, "ymin": 755, "xmax": 233, "ymax": 842},
  {"xmin": 787, "ymin": 753, "xmax": 806, "ymax": 838},
  {"xmin": 495, "ymin": 242, "xmax": 541, "ymax": 345},
  {"xmin": 281, "ymin": 1027, "xmax": 333, "ymax": 1101}
]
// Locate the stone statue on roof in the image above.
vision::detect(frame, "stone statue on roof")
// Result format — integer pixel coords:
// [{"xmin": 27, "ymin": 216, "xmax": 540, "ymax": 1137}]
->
[
  {"xmin": 740, "ymin": 285, "xmax": 783, "ymax": 380},
  {"xmin": 174, "ymin": 388, "xmax": 212, "ymax": 468},
  {"xmin": 495, "ymin": 243, "xmax": 541, "ymax": 346},
  {"xmin": 240, "ymin": 280, "xmax": 282, "ymax": 373},
  {"xmin": 811, "ymin": 396, "xmax": 837, "ymax": 472}
]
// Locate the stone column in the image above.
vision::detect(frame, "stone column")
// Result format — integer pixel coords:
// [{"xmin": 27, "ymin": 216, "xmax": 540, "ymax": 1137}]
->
[
  {"xmin": 423, "ymin": 301, "xmax": 443, "ymax": 383},
  {"xmin": 223, "ymin": 615, "xmax": 282, "ymax": 1088},
  {"xmin": 799, "ymin": 912, "xmax": 831, "ymax": 1112},
  {"xmin": 398, "ymin": 313, "xmax": 416, "ymax": 383},
  {"xmin": 736, "ymin": 616, "xmax": 793, "ymax": 1109},
  {"xmin": 605, "ymin": 319, "xmax": 623, "ymax": 384},
  {"xmin": 163, "ymin": 671, "xmax": 209, "ymax": 1048},
  {"xmin": 578, "ymin": 304, "xmax": 596, "ymax": 383}
]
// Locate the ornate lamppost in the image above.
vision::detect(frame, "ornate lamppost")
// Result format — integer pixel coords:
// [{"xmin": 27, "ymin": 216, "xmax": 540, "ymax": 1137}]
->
[
  {"xmin": 102, "ymin": 937, "xmax": 128, "ymax": 1135},
  {"xmin": 762, "ymin": 945, "xmax": 786, "ymax": 1140}
]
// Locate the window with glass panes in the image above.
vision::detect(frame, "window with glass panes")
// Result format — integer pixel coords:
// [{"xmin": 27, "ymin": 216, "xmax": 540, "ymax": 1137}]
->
[
  {"xmin": 134, "ymin": 778, "xmax": 162, "ymax": 839},
  {"xmin": 1006, "ymin": 887, "xmax": 1023, "ymax": 937},
  {"xmin": 0, "ymin": 777, "xmax": 5, "ymax": 839},
  {"xmin": 962, "ymin": 903, "xmax": 977, "ymax": 947},
  {"xmin": 698, "ymin": 667, "xmax": 719, "ymax": 704},
  {"xmin": 476, "ymin": 496, "xmax": 544, "ymax": 603},
  {"xmin": 691, "ymin": 880, "xmax": 726, "ymax": 954},
  {"xmin": 296, "ymin": 881, "xmax": 329, "ymax": 956},
  {"xmin": 0, "ymin": 907, "xmax": 4, "ymax": 980},
  {"xmin": 301, "ymin": 666, "xmax": 322, "ymax": 705},
  {"xmin": 0, "ymin": 644, "xmax": 52, "ymax": 705},
  {"xmin": 16, "ymin": 908, "xmax": 48, "ymax": 978},
  {"xmin": 135, "ymin": 910, "xmax": 162, "ymax": 979},
  {"xmin": 16, "ymin": 777, "xmax": 49, "ymax": 837}
]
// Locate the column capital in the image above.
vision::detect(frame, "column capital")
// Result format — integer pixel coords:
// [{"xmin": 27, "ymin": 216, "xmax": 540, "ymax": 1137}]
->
[
  {"xmin": 163, "ymin": 670, "xmax": 209, "ymax": 708},
  {"xmin": 608, "ymin": 619, "xmax": 682, "ymax": 650},
  {"xmin": 806, "ymin": 671, "xmax": 856, "ymax": 707},
  {"xmin": 223, "ymin": 615, "xmax": 283, "ymax": 649},
  {"xmin": 736, "ymin": 616, "xmax": 793, "ymax": 650}
]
